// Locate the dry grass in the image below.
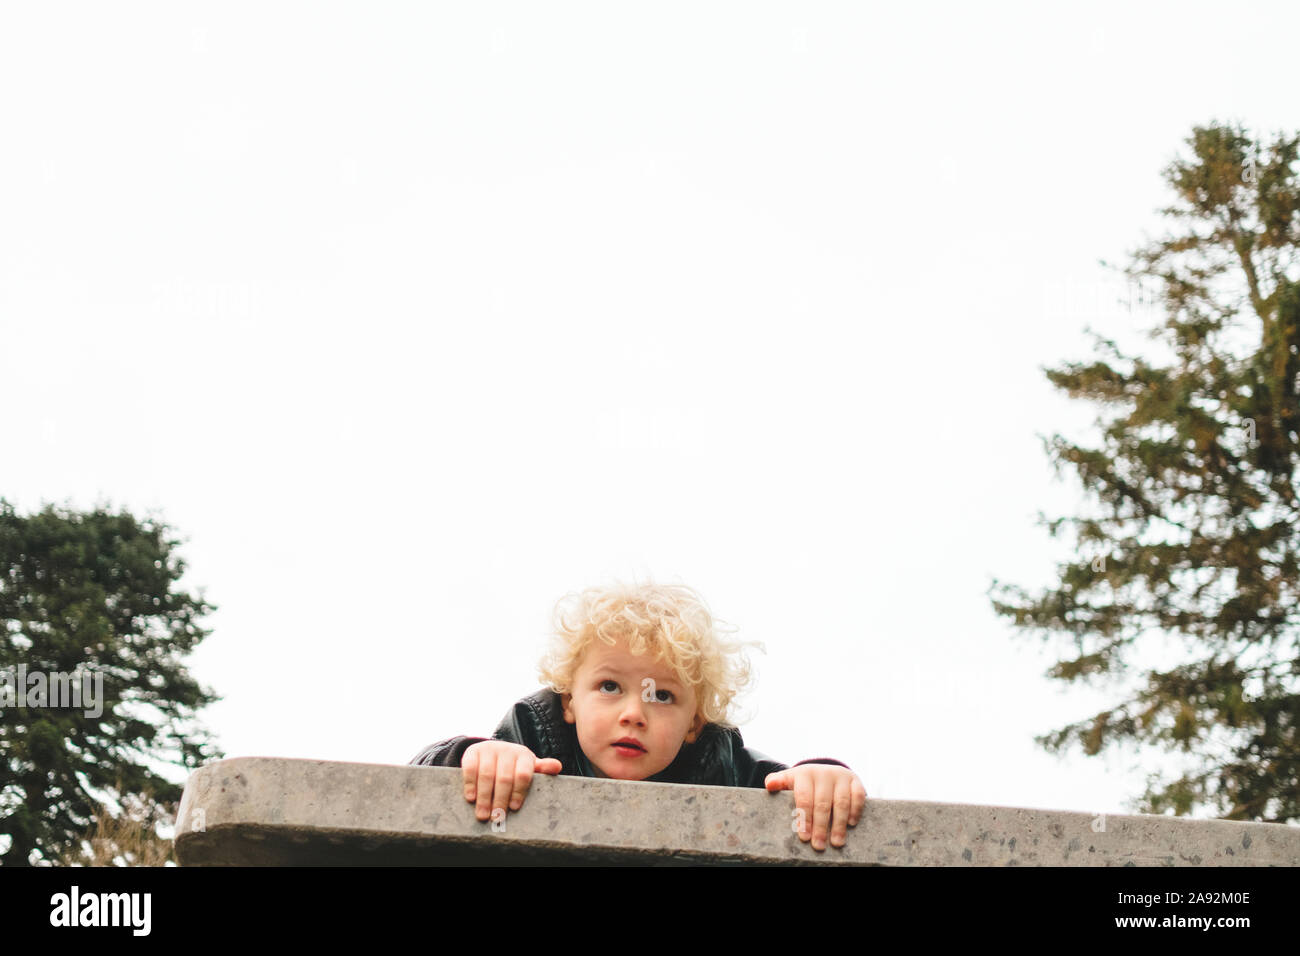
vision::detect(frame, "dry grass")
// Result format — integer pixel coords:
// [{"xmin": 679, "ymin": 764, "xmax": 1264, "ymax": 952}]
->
[{"xmin": 59, "ymin": 790, "xmax": 178, "ymax": 867}]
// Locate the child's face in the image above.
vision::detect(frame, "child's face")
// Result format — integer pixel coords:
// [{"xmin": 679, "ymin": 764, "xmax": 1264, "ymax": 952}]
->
[{"xmin": 561, "ymin": 636, "xmax": 704, "ymax": 781}]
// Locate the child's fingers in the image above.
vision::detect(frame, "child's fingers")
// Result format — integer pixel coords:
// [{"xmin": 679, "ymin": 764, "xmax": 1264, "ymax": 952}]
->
[
  {"xmin": 830, "ymin": 779, "xmax": 853, "ymax": 847},
  {"xmin": 462, "ymin": 746, "xmax": 480, "ymax": 803},
  {"xmin": 508, "ymin": 757, "xmax": 535, "ymax": 811},
  {"xmin": 475, "ymin": 748, "xmax": 500, "ymax": 821},
  {"xmin": 764, "ymin": 770, "xmax": 792, "ymax": 792},
  {"xmin": 494, "ymin": 752, "xmax": 520, "ymax": 819},
  {"xmin": 849, "ymin": 778, "xmax": 867, "ymax": 827},
  {"xmin": 810, "ymin": 776, "xmax": 834, "ymax": 851},
  {"xmin": 507, "ymin": 755, "xmax": 563, "ymax": 812},
  {"xmin": 534, "ymin": 757, "xmax": 563, "ymax": 775},
  {"xmin": 794, "ymin": 772, "xmax": 814, "ymax": 844}
]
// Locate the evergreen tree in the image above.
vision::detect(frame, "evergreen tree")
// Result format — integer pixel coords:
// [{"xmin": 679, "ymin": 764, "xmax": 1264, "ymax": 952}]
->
[
  {"xmin": 0, "ymin": 500, "xmax": 221, "ymax": 865},
  {"xmin": 990, "ymin": 122, "xmax": 1300, "ymax": 823}
]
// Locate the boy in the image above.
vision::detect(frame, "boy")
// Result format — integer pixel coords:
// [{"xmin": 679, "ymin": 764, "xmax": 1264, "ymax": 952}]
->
[{"xmin": 410, "ymin": 580, "xmax": 866, "ymax": 851}]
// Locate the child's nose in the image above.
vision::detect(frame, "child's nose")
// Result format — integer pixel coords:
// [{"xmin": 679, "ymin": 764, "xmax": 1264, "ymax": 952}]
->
[{"xmin": 619, "ymin": 699, "xmax": 647, "ymax": 725}]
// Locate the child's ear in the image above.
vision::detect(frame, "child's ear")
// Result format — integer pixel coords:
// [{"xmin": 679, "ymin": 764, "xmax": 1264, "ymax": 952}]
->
[
  {"xmin": 561, "ymin": 692, "xmax": 575, "ymax": 725},
  {"xmin": 684, "ymin": 712, "xmax": 704, "ymax": 744}
]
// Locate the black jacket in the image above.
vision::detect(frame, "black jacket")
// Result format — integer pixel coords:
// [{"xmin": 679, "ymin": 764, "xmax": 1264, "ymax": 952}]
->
[{"xmin": 409, "ymin": 688, "xmax": 849, "ymax": 788}]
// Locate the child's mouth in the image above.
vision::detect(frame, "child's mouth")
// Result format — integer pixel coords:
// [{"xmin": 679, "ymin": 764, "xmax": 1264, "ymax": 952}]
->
[{"xmin": 613, "ymin": 739, "xmax": 646, "ymax": 755}]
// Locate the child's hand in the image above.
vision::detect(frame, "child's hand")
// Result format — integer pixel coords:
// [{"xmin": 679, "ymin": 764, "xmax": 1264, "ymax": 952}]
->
[
  {"xmin": 765, "ymin": 764, "xmax": 867, "ymax": 851},
  {"xmin": 462, "ymin": 740, "xmax": 563, "ymax": 822}
]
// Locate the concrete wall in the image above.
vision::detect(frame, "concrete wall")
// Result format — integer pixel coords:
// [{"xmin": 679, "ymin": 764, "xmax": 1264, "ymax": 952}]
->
[{"xmin": 173, "ymin": 757, "xmax": 1300, "ymax": 866}]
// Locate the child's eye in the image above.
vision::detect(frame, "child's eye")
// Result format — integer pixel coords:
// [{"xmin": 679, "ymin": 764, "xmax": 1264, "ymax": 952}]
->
[
  {"xmin": 655, "ymin": 689, "xmax": 675, "ymax": 703},
  {"xmin": 599, "ymin": 680, "xmax": 620, "ymax": 694}
]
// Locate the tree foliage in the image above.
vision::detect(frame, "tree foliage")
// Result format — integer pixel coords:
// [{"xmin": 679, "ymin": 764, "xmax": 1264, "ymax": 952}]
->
[
  {"xmin": 0, "ymin": 500, "xmax": 221, "ymax": 865},
  {"xmin": 990, "ymin": 122, "xmax": 1300, "ymax": 822}
]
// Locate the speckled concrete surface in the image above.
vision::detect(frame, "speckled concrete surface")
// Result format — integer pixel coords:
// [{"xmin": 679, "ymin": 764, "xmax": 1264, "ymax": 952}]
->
[{"xmin": 173, "ymin": 757, "xmax": 1300, "ymax": 866}]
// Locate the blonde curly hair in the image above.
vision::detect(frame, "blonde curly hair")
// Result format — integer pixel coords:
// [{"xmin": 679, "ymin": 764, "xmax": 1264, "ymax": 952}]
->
[{"xmin": 538, "ymin": 579, "xmax": 760, "ymax": 729}]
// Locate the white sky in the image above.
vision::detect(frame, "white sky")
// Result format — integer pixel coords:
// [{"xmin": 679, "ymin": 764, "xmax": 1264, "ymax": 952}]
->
[{"xmin": 3, "ymin": 1, "xmax": 1296, "ymax": 819}]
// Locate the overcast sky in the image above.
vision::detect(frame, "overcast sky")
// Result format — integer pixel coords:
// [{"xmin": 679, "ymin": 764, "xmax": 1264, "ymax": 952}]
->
[{"xmin": 4, "ymin": 1, "xmax": 1297, "ymax": 820}]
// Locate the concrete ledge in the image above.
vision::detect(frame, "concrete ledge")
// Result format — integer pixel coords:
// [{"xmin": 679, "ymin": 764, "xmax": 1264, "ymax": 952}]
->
[{"xmin": 173, "ymin": 757, "xmax": 1300, "ymax": 866}]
